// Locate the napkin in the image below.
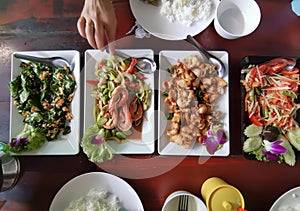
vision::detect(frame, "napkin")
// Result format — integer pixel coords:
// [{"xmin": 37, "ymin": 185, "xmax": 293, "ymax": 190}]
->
[
  {"xmin": 126, "ymin": 21, "xmax": 151, "ymax": 39},
  {"xmin": 291, "ymin": 0, "xmax": 300, "ymax": 16}
]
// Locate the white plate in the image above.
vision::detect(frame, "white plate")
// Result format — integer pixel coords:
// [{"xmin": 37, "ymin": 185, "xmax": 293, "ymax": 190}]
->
[
  {"xmin": 270, "ymin": 186, "xmax": 300, "ymax": 211},
  {"xmin": 50, "ymin": 172, "xmax": 144, "ymax": 211},
  {"xmin": 9, "ymin": 50, "xmax": 80, "ymax": 155},
  {"xmin": 84, "ymin": 49, "xmax": 155, "ymax": 154},
  {"xmin": 158, "ymin": 50, "xmax": 230, "ymax": 156},
  {"xmin": 129, "ymin": 0, "xmax": 219, "ymax": 40}
]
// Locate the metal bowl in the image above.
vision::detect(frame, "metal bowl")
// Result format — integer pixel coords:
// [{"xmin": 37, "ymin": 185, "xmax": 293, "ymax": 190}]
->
[{"xmin": 0, "ymin": 151, "xmax": 20, "ymax": 192}]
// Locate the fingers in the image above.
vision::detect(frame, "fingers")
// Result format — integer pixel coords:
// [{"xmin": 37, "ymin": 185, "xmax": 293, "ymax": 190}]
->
[
  {"xmin": 77, "ymin": 16, "xmax": 116, "ymax": 50},
  {"xmin": 85, "ymin": 19, "xmax": 97, "ymax": 49},
  {"xmin": 107, "ymin": 40, "xmax": 116, "ymax": 54},
  {"xmin": 77, "ymin": 16, "xmax": 107, "ymax": 50},
  {"xmin": 94, "ymin": 25, "xmax": 105, "ymax": 50},
  {"xmin": 105, "ymin": 20, "xmax": 117, "ymax": 53},
  {"xmin": 77, "ymin": 16, "xmax": 87, "ymax": 38}
]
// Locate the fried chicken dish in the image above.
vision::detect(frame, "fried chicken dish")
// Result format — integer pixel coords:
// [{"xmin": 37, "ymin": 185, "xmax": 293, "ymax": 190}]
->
[{"xmin": 162, "ymin": 55, "xmax": 227, "ymax": 148}]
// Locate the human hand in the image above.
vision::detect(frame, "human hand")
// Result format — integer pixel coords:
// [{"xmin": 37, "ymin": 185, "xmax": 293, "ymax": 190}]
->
[{"xmin": 77, "ymin": 0, "xmax": 117, "ymax": 52}]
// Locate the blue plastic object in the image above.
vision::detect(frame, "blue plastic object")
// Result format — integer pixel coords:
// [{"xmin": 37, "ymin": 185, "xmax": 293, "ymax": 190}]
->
[{"xmin": 291, "ymin": 0, "xmax": 300, "ymax": 16}]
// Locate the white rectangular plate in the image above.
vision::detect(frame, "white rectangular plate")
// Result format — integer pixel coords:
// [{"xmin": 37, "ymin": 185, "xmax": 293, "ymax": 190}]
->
[
  {"xmin": 84, "ymin": 49, "xmax": 155, "ymax": 154},
  {"xmin": 158, "ymin": 50, "xmax": 230, "ymax": 156},
  {"xmin": 9, "ymin": 50, "xmax": 80, "ymax": 155}
]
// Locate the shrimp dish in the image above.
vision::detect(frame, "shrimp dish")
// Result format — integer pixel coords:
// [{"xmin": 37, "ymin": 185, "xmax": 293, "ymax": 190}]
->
[{"xmin": 87, "ymin": 55, "xmax": 151, "ymax": 142}]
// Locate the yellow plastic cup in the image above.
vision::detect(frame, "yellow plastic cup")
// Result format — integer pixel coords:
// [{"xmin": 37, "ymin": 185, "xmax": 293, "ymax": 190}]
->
[{"xmin": 201, "ymin": 177, "xmax": 245, "ymax": 211}]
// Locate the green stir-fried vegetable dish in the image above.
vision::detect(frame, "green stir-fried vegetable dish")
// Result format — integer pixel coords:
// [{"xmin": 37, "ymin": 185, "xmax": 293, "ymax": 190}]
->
[{"xmin": 8, "ymin": 61, "xmax": 76, "ymax": 153}]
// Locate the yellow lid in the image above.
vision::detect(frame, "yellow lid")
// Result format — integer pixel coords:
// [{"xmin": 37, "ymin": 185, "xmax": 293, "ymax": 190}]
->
[{"xmin": 207, "ymin": 185, "xmax": 245, "ymax": 211}]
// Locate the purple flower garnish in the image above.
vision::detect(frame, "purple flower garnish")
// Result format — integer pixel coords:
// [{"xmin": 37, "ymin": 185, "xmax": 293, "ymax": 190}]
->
[
  {"xmin": 89, "ymin": 134, "xmax": 104, "ymax": 146},
  {"xmin": 262, "ymin": 150, "xmax": 279, "ymax": 161},
  {"xmin": 263, "ymin": 140, "xmax": 286, "ymax": 154},
  {"xmin": 202, "ymin": 129, "xmax": 227, "ymax": 154},
  {"xmin": 10, "ymin": 137, "xmax": 29, "ymax": 147},
  {"xmin": 262, "ymin": 140, "xmax": 286, "ymax": 161}
]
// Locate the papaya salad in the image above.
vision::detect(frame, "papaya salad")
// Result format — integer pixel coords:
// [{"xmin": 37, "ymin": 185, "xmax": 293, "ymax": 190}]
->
[
  {"xmin": 241, "ymin": 57, "xmax": 300, "ymax": 166},
  {"xmin": 81, "ymin": 54, "xmax": 152, "ymax": 163}
]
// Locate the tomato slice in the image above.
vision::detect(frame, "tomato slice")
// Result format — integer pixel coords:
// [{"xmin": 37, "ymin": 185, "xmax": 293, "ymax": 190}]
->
[
  {"xmin": 248, "ymin": 113, "xmax": 263, "ymax": 126},
  {"xmin": 281, "ymin": 67, "xmax": 299, "ymax": 76},
  {"xmin": 86, "ymin": 79, "xmax": 98, "ymax": 86}
]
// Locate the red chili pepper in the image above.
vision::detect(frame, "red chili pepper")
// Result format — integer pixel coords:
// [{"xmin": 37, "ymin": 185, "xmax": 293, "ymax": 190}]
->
[{"xmin": 127, "ymin": 58, "xmax": 138, "ymax": 74}]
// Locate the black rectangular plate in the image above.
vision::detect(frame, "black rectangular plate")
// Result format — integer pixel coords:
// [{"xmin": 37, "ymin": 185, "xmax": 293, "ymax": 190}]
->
[{"xmin": 240, "ymin": 55, "xmax": 300, "ymax": 160}]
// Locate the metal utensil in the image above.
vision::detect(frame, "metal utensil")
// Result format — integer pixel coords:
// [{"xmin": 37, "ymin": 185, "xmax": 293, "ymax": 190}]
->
[
  {"xmin": 0, "ymin": 143, "xmax": 20, "ymax": 192},
  {"xmin": 282, "ymin": 57, "xmax": 297, "ymax": 70},
  {"xmin": 14, "ymin": 53, "xmax": 74, "ymax": 71},
  {"xmin": 186, "ymin": 35, "xmax": 227, "ymax": 78},
  {"xmin": 178, "ymin": 195, "xmax": 189, "ymax": 211},
  {"xmin": 114, "ymin": 50, "xmax": 157, "ymax": 74}
]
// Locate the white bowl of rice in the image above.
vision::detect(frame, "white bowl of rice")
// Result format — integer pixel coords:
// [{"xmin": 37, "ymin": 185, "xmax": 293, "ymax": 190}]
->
[
  {"xmin": 130, "ymin": 0, "xmax": 219, "ymax": 40},
  {"xmin": 278, "ymin": 204, "xmax": 300, "ymax": 211},
  {"xmin": 270, "ymin": 186, "xmax": 300, "ymax": 211}
]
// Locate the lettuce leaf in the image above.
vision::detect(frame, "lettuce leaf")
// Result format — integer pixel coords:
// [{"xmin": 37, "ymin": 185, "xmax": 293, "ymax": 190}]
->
[
  {"xmin": 81, "ymin": 124, "xmax": 113, "ymax": 163},
  {"xmin": 9, "ymin": 124, "xmax": 45, "ymax": 153}
]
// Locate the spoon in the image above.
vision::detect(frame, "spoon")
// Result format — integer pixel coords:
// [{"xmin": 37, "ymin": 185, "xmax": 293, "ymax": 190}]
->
[
  {"xmin": 14, "ymin": 53, "xmax": 74, "ymax": 71},
  {"xmin": 281, "ymin": 57, "xmax": 297, "ymax": 70},
  {"xmin": 113, "ymin": 50, "xmax": 157, "ymax": 74},
  {"xmin": 186, "ymin": 35, "xmax": 227, "ymax": 78}
]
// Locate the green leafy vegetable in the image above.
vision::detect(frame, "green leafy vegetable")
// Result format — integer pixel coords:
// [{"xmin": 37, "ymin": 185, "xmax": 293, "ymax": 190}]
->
[
  {"xmin": 8, "ymin": 61, "xmax": 76, "ymax": 153},
  {"xmin": 81, "ymin": 124, "xmax": 113, "ymax": 163},
  {"xmin": 9, "ymin": 124, "xmax": 45, "ymax": 153}
]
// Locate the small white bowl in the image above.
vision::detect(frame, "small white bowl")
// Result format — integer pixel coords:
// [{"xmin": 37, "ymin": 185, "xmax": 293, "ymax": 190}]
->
[
  {"xmin": 214, "ymin": 0, "xmax": 261, "ymax": 39},
  {"xmin": 162, "ymin": 190, "xmax": 207, "ymax": 211}
]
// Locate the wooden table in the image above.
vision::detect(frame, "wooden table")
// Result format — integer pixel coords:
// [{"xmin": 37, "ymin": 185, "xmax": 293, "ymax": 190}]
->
[{"xmin": 0, "ymin": 0, "xmax": 300, "ymax": 210}]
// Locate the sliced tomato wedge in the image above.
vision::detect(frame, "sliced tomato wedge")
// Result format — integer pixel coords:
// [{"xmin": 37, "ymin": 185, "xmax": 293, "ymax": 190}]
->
[
  {"xmin": 281, "ymin": 67, "xmax": 299, "ymax": 76},
  {"xmin": 248, "ymin": 113, "xmax": 263, "ymax": 126},
  {"xmin": 86, "ymin": 79, "xmax": 98, "ymax": 86}
]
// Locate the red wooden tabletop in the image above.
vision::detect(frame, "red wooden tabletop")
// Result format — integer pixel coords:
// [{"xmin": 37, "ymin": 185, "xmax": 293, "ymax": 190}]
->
[{"xmin": 0, "ymin": 0, "xmax": 300, "ymax": 210}]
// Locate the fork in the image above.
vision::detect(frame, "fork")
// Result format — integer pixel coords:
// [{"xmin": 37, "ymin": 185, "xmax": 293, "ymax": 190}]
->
[{"xmin": 178, "ymin": 195, "xmax": 189, "ymax": 211}]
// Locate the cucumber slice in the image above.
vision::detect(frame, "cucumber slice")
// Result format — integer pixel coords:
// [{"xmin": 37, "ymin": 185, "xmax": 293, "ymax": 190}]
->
[
  {"xmin": 279, "ymin": 134, "xmax": 296, "ymax": 166},
  {"xmin": 287, "ymin": 128, "xmax": 300, "ymax": 151},
  {"xmin": 243, "ymin": 136, "xmax": 262, "ymax": 152},
  {"xmin": 244, "ymin": 124, "xmax": 263, "ymax": 137}
]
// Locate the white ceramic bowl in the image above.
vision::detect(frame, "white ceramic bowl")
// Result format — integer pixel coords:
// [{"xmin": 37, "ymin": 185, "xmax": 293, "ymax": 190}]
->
[
  {"xmin": 270, "ymin": 186, "xmax": 300, "ymax": 211},
  {"xmin": 50, "ymin": 172, "xmax": 144, "ymax": 211},
  {"xmin": 214, "ymin": 0, "xmax": 261, "ymax": 39},
  {"xmin": 162, "ymin": 190, "xmax": 207, "ymax": 211}
]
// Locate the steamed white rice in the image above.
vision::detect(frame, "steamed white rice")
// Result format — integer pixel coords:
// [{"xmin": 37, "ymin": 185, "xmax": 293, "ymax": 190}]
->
[
  {"xmin": 160, "ymin": 0, "xmax": 212, "ymax": 26},
  {"xmin": 279, "ymin": 204, "xmax": 300, "ymax": 211},
  {"xmin": 65, "ymin": 188, "xmax": 121, "ymax": 211}
]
